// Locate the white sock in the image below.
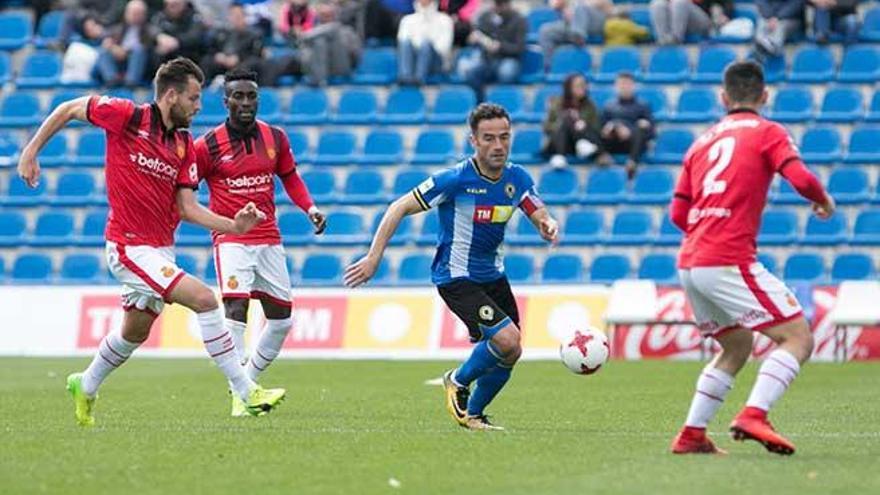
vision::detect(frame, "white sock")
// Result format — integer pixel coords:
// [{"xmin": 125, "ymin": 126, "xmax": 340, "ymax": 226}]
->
[
  {"xmin": 746, "ymin": 349, "xmax": 800, "ymax": 411},
  {"xmin": 225, "ymin": 319, "xmax": 248, "ymax": 365},
  {"xmin": 198, "ymin": 308, "xmax": 255, "ymax": 400},
  {"xmin": 81, "ymin": 332, "xmax": 140, "ymax": 397},
  {"xmin": 246, "ymin": 317, "xmax": 291, "ymax": 381},
  {"xmin": 684, "ymin": 365, "xmax": 735, "ymax": 428}
]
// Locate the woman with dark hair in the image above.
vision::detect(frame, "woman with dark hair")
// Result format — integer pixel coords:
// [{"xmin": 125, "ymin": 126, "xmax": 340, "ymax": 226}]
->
[{"xmin": 542, "ymin": 73, "xmax": 601, "ymax": 168}]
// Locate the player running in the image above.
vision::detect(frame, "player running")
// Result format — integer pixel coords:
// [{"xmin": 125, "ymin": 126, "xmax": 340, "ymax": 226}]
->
[
  {"xmin": 17, "ymin": 58, "xmax": 286, "ymax": 427},
  {"xmin": 344, "ymin": 103, "xmax": 559, "ymax": 431},
  {"xmin": 194, "ymin": 69, "xmax": 326, "ymax": 417},
  {"xmin": 668, "ymin": 61, "xmax": 835, "ymax": 455}
]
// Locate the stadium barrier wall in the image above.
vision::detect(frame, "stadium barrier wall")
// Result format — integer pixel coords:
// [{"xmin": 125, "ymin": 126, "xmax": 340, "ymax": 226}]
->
[{"xmin": 1, "ymin": 286, "xmax": 877, "ymax": 361}]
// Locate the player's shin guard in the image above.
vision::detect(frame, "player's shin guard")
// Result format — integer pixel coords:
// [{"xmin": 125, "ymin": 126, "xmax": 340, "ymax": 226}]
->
[
  {"xmin": 684, "ymin": 365, "xmax": 735, "ymax": 428},
  {"xmin": 81, "ymin": 332, "xmax": 140, "ymax": 396},
  {"xmin": 467, "ymin": 363, "xmax": 512, "ymax": 416},
  {"xmin": 246, "ymin": 317, "xmax": 292, "ymax": 381},
  {"xmin": 454, "ymin": 340, "xmax": 504, "ymax": 387},
  {"xmin": 225, "ymin": 319, "xmax": 248, "ymax": 364},
  {"xmin": 199, "ymin": 308, "xmax": 256, "ymax": 400},
  {"xmin": 746, "ymin": 349, "xmax": 800, "ymax": 412}
]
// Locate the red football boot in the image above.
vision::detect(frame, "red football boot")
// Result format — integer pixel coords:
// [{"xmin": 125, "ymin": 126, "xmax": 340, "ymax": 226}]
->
[
  {"xmin": 729, "ymin": 406, "xmax": 796, "ymax": 456},
  {"xmin": 670, "ymin": 426, "xmax": 727, "ymax": 455}
]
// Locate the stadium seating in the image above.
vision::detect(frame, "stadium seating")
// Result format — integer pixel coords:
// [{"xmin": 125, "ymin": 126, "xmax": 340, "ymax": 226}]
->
[
  {"xmin": 861, "ymin": 8, "xmax": 880, "ymax": 41},
  {"xmin": 318, "ymin": 211, "xmax": 368, "ymax": 245},
  {"xmin": 769, "ymin": 87, "xmax": 814, "ymax": 123},
  {"xmin": 37, "ymin": 134, "xmax": 68, "ymax": 168},
  {"xmin": 800, "ymin": 127, "xmax": 842, "ymax": 164},
  {"xmin": 12, "ymin": 253, "xmax": 52, "ymax": 283},
  {"xmin": 802, "ymin": 214, "xmax": 848, "ymax": 246},
  {"xmin": 852, "ymin": 209, "xmax": 880, "ymax": 245},
  {"xmin": 3, "ymin": 176, "xmax": 46, "ymax": 207},
  {"xmin": 868, "ymin": 91, "xmax": 880, "ymax": 122},
  {"xmin": 638, "ymin": 253, "xmax": 677, "ymax": 284},
  {"xmin": 595, "ymin": 47, "xmax": 642, "ymax": 83},
  {"xmin": 643, "ymin": 47, "xmax": 689, "ymax": 83},
  {"xmin": 193, "ymin": 90, "xmax": 225, "ymax": 126},
  {"xmin": 300, "ymin": 253, "xmax": 342, "ymax": 285},
  {"xmin": 277, "ymin": 211, "xmax": 316, "ymax": 245},
  {"xmin": 844, "ymin": 126, "xmax": 880, "ymax": 163},
  {"xmin": 176, "ymin": 223, "xmax": 211, "ymax": 247},
  {"xmin": 371, "ymin": 212, "xmax": 412, "ymax": 246},
  {"xmin": 838, "ymin": 45, "xmax": 880, "ymax": 82},
  {"xmin": 504, "ymin": 253, "xmax": 535, "ymax": 283},
  {"xmin": 607, "ymin": 209, "xmax": 654, "ymax": 245},
  {"xmin": 0, "ymin": 92, "xmax": 42, "ymax": 127},
  {"xmin": 175, "ymin": 253, "xmax": 199, "ymax": 277},
  {"xmin": 398, "ymin": 254, "xmax": 433, "ymax": 285},
  {"xmin": 74, "ymin": 131, "xmax": 107, "ymax": 167},
  {"xmin": 359, "ymin": 130, "xmax": 404, "ymax": 166},
  {"xmin": 0, "ymin": 51, "xmax": 9, "ymax": 85},
  {"xmin": 758, "ymin": 209, "xmax": 799, "ymax": 245},
  {"xmin": 352, "ymin": 48, "xmax": 396, "ymax": 85},
  {"xmin": 411, "ymin": 129, "xmax": 456, "ymax": 165},
  {"xmin": 539, "ymin": 168, "xmax": 580, "ymax": 204},
  {"xmin": 519, "ymin": 48, "xmax": 545, "ymax": 84},
  {"xmin": 508, "ymin": 217, "xmax": 545, "ymax": 246},
  {"xmin": 314, "ymin": 131, "xmax": 357, "ymax": 165},
  {"xmin": 416, "ymin": 212, "xmax": 439, "ymax": 246},
  {"xmin": 817, "ymin": 87, "xmax": 864, "ymax": 123},
  {"xmin": 542, "ymin": 253, "xmax": 583, "ymax": 282},
  {"xmin": 0, "ymin": 11, "xmax": 32, "ymax": 50},
  {"xmin": 379, "ymin": 88, "xmax": 425, "ymax": 125},
  {"xmin": 301, "ymin": 170, "xmax": 336, "ymax": 205},
  {"xmin": 0, "ymin": 210, "xmax": 26, "ymax": 247},
  {"xmin": 784, "ymin": 253, "xmax": 825, "ymax": 283},
  {"xmin": 510, "ymin": 128, "xmax": 543, "ymax": 164},
  {"xmin": 332, "ymin": 89, "xmax": 378, "ymax": 124},
  {"xmin": 59, "ymin": 253, "xmax": 103, "ymax": 283},
  {"xmin": 486, "ymin": 86, "xmax": 527, "ymax": 121},
  {"xmin": 77, "ymin": 209, "xmax": 107, "ymax": 247},
  {"xmin": 758, "ymin": 253, "xmax": 778, "ymax": 275},
  {"xmin": 789, "ymin": 46, "xmax": 835, "ymax": 83},
  {"xmin": 628, "ymin": 168, "xmax": 673, "ymax": 204},
  {"xmin": 50, "ymin": 171, "xmax": 96, "ymax": 207},
  {"xmin": 831, "ymin": 253, "xmax": 875, "ymax": 282},
  {"xmin": 656, "ymin": 215, "xmax": 683, "ymax": 246},
  {"xmin": 648, "ymin": 128, "xmax": 693, "ymax": 164},
  {"xmin": 827, "ymin": 167, "xmax": 870, "ymax": 203},
  {"xmin": 590, "ymin": 254, "xmax": 631, "ymax": 284},
  {"xmin": 547, "ymin": 46, "xmax": 591, "ymax": 83},
  {"xmin": 692, "ymin": 46, "xmax": 737, "ymax": 83},
  {"xmin": 563, "ymin": 210, "xmax": 604, "ymax": 245},
  {"xmin": 392, "ymin": 170, "xmax": 429, "ymax": 196},
  {"xmin": 285, "ymin": 89, "xmax": 328, "ymax": 124},
  {"xmin": 583, "ymin": 168, "xmax": 626, "ymax": 204},
  {"xmin": 636, "ymin": 87, "xmax": 670, "ymax": 121},
  {"xmin": 34, "ymin": 10, "xmax": 63, "ymax": 48},
  {"xmin": 429, "ymin": 86, "xmax": 476, "ymax": 124}
]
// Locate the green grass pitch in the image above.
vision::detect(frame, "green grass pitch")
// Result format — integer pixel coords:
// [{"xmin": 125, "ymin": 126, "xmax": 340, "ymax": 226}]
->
[{"xmin": 2, "ymin": 358, "xmax": 878, "ymax": 494}]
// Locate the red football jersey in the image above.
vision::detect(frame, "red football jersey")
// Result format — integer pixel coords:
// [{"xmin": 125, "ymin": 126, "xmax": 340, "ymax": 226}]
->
[
  {"xmin": 194, "ymin": 120, "xmax": 296, "ymax": 245},
  {"xmin": 674, "ymin": 110, "xmax": 801, "ymax": 268},
  {"xmin": 87, "ymin": 96, "xmax": 198, "ymax": 247}
]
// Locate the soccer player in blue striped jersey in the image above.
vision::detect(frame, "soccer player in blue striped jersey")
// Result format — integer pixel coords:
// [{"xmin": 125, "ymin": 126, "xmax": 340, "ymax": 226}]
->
[{"xmin": 345, "ymin": 103, "xmax": 559, "ymax": 431}]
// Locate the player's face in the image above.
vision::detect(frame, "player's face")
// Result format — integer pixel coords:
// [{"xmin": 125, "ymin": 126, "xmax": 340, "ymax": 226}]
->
[
  {"xmin": 471, "ymin": 117, "xmax": 511, "ymax": 172},
  {"xmin": 170, "ymin": 77, "xmax": 202, "ymax": 128},
  {"xmin": 225, "ymin": 80, "xmax": 259, "ymax": 127}
]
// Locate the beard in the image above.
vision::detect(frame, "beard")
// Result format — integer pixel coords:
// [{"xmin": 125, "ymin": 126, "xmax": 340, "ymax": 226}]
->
[{"xmin": 170, "ymin": 103, "xmax": 192, "ymax": 129}]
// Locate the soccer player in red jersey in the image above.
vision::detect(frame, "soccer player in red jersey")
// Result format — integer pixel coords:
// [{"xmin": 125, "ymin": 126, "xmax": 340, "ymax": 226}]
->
[
  {"xmin": 17, "ymin": 58, "xmax": 286, "ymax": 426},
  {"xmin": 668, "ymin": 61, "xmax": 836, "ymax": 455},
  {"xmin": 194, "ymin": 69, "xmax": 326, "ymax": 416}
]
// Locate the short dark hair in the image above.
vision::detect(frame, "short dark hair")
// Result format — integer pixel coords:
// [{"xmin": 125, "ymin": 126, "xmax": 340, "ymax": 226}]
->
[
  {"xmin": 723, "ymin": 60, "xmax": 765, "ymax": 105},
  {"xmin": 468, "ymin": 103, "xmax": 510, "ymax": 133},
  {"xmin": 224, "ymin": 68, "xmax": 258, "ymax": 86},
  {"xmin": 154, "ymin": 57, "xmax": 204, "ymax": 97},
  {"xmin": 616, "ymin": 71, "xmax": 635, "ymax": 82}
]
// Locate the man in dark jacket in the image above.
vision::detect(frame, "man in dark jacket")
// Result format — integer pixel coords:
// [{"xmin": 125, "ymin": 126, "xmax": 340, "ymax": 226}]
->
[
  {"xmin": 94, "ymin": 0, "xmax": 156, "ymax": 87},
  {"xmin": 152, "ymin": 0, "xmax": 206, "ymax": 64},
  {"xmin": 810, "ymin": 0, "xmax": 860, "ymax": 44},
  {"xmin": 753, "ymin": 0, "xmax": 804, "ymax": 59},
  {"xmin": 200, "ymin": 3, "xmax": 265, "ymax": 83},
  {"xmin": 455, "ymin": 0, "xmax": 527, "ymax": 100},
  {"xmin": 598, "ymin": 72, "xmax": 655, "ymax": 179}
]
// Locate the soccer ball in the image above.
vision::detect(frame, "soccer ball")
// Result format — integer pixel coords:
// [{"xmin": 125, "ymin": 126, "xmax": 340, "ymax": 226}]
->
[{"xmin": 560, "ymin": 328, "xmax": 610, "ymax": 375}]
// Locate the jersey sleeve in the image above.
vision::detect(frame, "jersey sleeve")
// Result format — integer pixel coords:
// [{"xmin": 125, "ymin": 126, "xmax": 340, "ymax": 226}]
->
[
  {"xmin": 762, "ymin": 122, "xmax": 801, "ymax": 173},
  {"xmin": 274, "ymin": 129, "xmax": 297, "ymax": 178},
  {"xmin": 515, "ymin": 167, "xmax": 544, "ymax": 216},
  {"xmin": 673, "ymin": 155, "xmax": 693, "ymax": 201},
  {"xmin": 412, "ymin": 168, "xmax": 458, "ymax": 210},
  {"xmin": 86, "ymin": 96, "xmax": 135, "ymax": 134},
  {"xmin": 193, "ymin": 136, "xmax": 212, "ymax": 180},
  {"xmin": 176, "ymin": 134, "xmax": 199, "ymax": 190}
]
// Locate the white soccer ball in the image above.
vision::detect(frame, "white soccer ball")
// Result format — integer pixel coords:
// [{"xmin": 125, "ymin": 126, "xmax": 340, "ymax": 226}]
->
[{"xmin": 559, "ymin": 328, "xmax": 610, "ymax": 375}]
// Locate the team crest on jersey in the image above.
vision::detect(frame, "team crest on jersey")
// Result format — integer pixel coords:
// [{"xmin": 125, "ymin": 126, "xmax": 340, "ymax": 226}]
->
[
  {"xmin": 227, "ymin": 276, "xmax": 239, "ymax": 290},
  {"xmin": 786, "ymin": 293, "xmax": 798, "ymax": 307},
  {"xmin": 267, "ymin": 147, "xmax": 276, "ymax": 160},
  {"xmin": 504, "ymin": 183, "xmax": 516, "ymax": 198},
  {"xmin": 177, "ymin": 143, "xmax": 185, "ymax": 159},
  {"xmin": 160, "ymin": 266, "xmax": 175, "ymax": 278},
  {"xmin": 478, "ymin": 305, "xmax": 495, "ymax": 321}
]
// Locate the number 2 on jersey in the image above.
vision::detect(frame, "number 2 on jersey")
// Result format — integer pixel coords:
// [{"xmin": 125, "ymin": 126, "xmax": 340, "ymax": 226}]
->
[{"xmin": 703, "ymin": 136, "xmax": 735, "ymax": 196}]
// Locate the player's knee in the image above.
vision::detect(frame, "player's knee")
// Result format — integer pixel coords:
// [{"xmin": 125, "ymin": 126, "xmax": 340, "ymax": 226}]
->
[
  {"xmin": 491, "ymin": 324, "xmax": 522, "ymax": 361},
  {"xmin": 224, "ymin": 298, "xmax": 249, "ymax": 322},
  {"xmin": 191, "ymin": 288, "xmax": 219, "ymax": 313}
]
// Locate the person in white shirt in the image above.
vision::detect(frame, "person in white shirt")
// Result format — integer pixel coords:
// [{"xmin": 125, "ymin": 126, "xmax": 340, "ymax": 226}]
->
[{"xmin": 397, "ymin": 0, "xmax": 454, "ymax": 84}]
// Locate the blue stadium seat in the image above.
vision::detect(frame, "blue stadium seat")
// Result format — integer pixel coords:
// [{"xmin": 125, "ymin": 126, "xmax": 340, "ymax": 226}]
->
[
  {"xmin": 485, "ymin": 86, "xmax": 526, "ymax": 121},
  {"xmin": 286, "ymin": 130, "xmax": 312, "ymax": 164},
  {"xmin": 278, "ymin": 211, "xmax": 316, "ymax": 245},
  {"xmin": 542, "ymin": 253, "xmax": 583, "ymax": 282},
  {"xmin": 635, "ymin": 87, "xmax": 670, "ymax": 121},
  {"xmin": 784, "ymin": 253, "xmax": 825, "ymax": 283},
  {"xmin": 257, "ymin": 89, "xmax": 282, "ymax": 123},
  {"xmin": 828, "ymin": 167, "xmax": 870, "ymax": 203},
  {"xmin": 510, "ymin": 128, "xmax": 543, "ymax": 164},
  {"xmin": 608, "ymin": 209, "xmax": 654, "ymax": 245},
  {"xmin": 175, "ymin": 253, "xmax": 199, "ymax": 276},
  {"xmin": 528, "ymin": 85, "xmax": 562, "ymax": 123},
  {"xmin": 0, "ymin": 210, "xmax": 26, "ymax": 246},
  {"xmin": 37, "ymin": 134, "xmax": 68, "ymax": 168},
  {"xmin": 627, "ymin": 168, "xmax": 673, "ymax": 204},
  {"xmin": 0, "ymin": 255, "xmax": 5, "ymax": 282},
  {"xmin": 411, "ymin": 129, "xmax": 456, "ymax": 165},
  {"xmin": 77, "ymin": 209, "xmax": 107, "ymax": 247},
  {"xmin": 3, "ymin": 175, "xmax": 47, "ymax": 207},
  {"xmin": 192, "ymin": 90, "xmax": 225, "ymax": 125},
  {"xmin": 831, "ymin": 253, "xmax": 874, "ymax": 283},
  {"xmin": 416, "ymin": 212, "xmax": 439, "ymax": 246},
  {"xmin": 692, "ymin": 46, "xmax": 737, "ymax": 83},
  {"xmin": 504, "ymin": 253, "xmax": 535, "ymax": 283},
  {"xmin": 802, "ymin": 214, "xmax": 847, "ymax": 245},
  {"xmin": 352, "ymin": 48, "xmax": 396, "ymax": 84},
  {"xmin": 0, "ymin": 12, "xmax": 32, "ymax": 50},
  {"xmin": 378, "ymin": 88, "xmax": 425, "ymax": 124},
  {"xmin": 285, "ymin": 89, "xmax": 328, "ymax": 124},
  {"xmin": 176, "ymin": 223, "xmax": 211, "ymax": 247},
  {"xmin": 773, "ymin": 179, "xmax": 809, "ymax": 205},
  {"xmin": 340, "ymin": 169, "xmax": 386, "ymax": 205},
  {"xmin": 758, "ymin": 252, "xmax": 778, "ymax": 275},
  {"xmin": 583, "ymin": 168, "xmax": 626, "ymax": 204},
  {"xmin": 318, "ymin": 211, "xmax": 367, "ymax": 245},
  {"xmin": 643, "ymin": 47, "xmax": 689, "ymax": 83},
  {"xmin": 0, "ymin": 52, "xmax": 10, "ymax": 85},
  {"xmin": 673, "ymin": 88, "xmax": 721, "ymax": 123},
  {"xmin": 526, "ymin": 7, "xmax": 560, "ymax": 43},
  {"xmin": 519, "ymin": 47, "xmax": 545, "ymax": 84},
  {"xmin": 203, "ymin": 254, "xmax": 217, "ymax": 281},
  {"xmin": 59, "ymin": 253, "xmax": 103, "ymax": 283},
  {"xmin": 359, "ymin": 130, "xmax": 403, "ymax": 166},
  {"xmin": 656, "ymin": 215, "xmax": 682, "ymax": 246},
  {"xmin": 648, "ymin": 128, "xmax": 693, "ymax": 164},
  {"xmin": 800, "ymin": 127, "xmax": 841, "ymax": 164},
  {"xmin": 300, "ymin": 170, "xmax": 335, "ymax": 204},
  {"xmin": 852, "ymin": 209, "xmax": 880, "ymax": 245},
  {"xmin": 12, "ymin": 253, "xmax": 52, "ymax": 283},
  {"xmin": 844, "ymin": 126, "xmax": 880, "ymax": 164},
  {"xmin": 508, "ymin": 217, "xmax": 544, "ymax": 246},
  {"xmin": 789, "ymin": 46, "xmax": 835, "ymax": 83},
  {"xmin": 429, "ymin": 86, "xmax": 476, "ymax": 124},
  {"xmin": 398, "ymin": 254, "xmax": 433, "ymax": 285},
  {"xmin": 562, "ymin": 210, "xmax": 604, "ymax": 245},
  {"xmin": 392, "ymin": 170, "xmax": 429, "ymax": 195},
  {"xmin": 838, "ymin": 45, "xmax": 880, "ymax": 83},
  {"xmin": 868, "ymin": 92, "xmax": 880, "ymax": 122},
  {"xmin": 769, "ymin": 87, "xmax": 814, "ymax": 123},
  {"xmin": 332, "ymin": 89, "xmax": 377, "ymax": 124},
  {"xmin": 34, "ymin": 10, "xmax": 64, "ymax": 48},
  {"xmin": 760, "ymin": 54, "xmax": 787, "ymax": 84},
  {"xmin": 758, "ymin": 209, "xmax": 799, "ymax": 245},
  {"xmin": 0, "ymin": 130, "xmax": 17, "ymax": 166},
  {"xmin": 590, "ymin": 86, "xmax": 615, "ymax": 109},
  {"xmin": 590, "ymin": 254, "xmax": 631, "ymax": 284},
  {"xmin": 817, "ymin": 87, "xmax": 863, "ymax": 123},
  {"xmin": 314, "ymin": 131, "xmax": 357, "ymax": 165},
  {"xmin": 547, "ymin": 46, "xmax": 591, "ymax": 83},
  {"xmin": 0, "ymin": 92, "xmax": 42, "ymax": 128},
  {"xmin": 860, "ymin": 8, "xmax": 880, "ymax": 42},
  {"xmin": 50, "ymin": 171, "xmax": 96, "ymax": 206},
  {"xmin": 595, "ymin": 47, "xmax": 641, "ymax": 83},
  {"xmin": 74, "ymin": 130, "xmax": 107, "ymax": 167},
  {"xmin": 538, "ymin": 168, "xmax": 579, "ymax": 204},
  {"xmin": 300, "ymin": 254, "xmax": 342, "ymax": 285},
  {"xmin": 638, "ymin": 253, "xmax": 677, "ymax": 284},
  {"xmin": 29, "ymin": 210, "xmax": 75, "ymax": 247}
]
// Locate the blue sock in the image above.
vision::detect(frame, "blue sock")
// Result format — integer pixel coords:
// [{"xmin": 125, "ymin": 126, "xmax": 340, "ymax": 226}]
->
[
  {"xmin": 454, "ymin": 340, "xmax": 503, "ymax": 387},
  {"xmin": 467, "ymin": 364, "xmax": 513, "ymax": 416}
]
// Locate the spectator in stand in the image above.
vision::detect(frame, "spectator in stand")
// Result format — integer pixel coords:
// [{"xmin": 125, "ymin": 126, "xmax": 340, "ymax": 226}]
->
[
  {"xmin": 236, "ymin": 0, "xmax": 275, "ymax": 38},
  {"xmin": 649, "ymin": 0, "xmax": 714, "ymax": 44},
  {"xmin": 539, "ymin": 0, "xmax": 614, "ymax": 64},
  {"xmin": 191, "ymin": 0, "xmax": 233, "ymax": 27},
  {"xmin": 57, "ymin": 0, "xmax": 122, "ymax": 48},
  {"xmin": 597, "ymin": 72, "xmax": 654, "ymax": 179},
  {"xmin": 440, "ymin": 0, "xmax": 481, "ymax": 46},
  {"xmin": 278, "ymin": 0, "xmax": 315, "ymax": 40},
  {"xmin": 603, "ymin": 7, "xmax": 650, "ymax": 45},
  {"xmin": 152, "ymin": 0, "xmax": 207, "ymax": 65},
  {"xmin": 456, "ymin": 0, "xmax": 527, "ymax": 100},
  {"xmin": 543, "ymin": 73, "xmax": 602, "ymax": 169},
  {"xmin": 200, "ymin": 3, "xmax": 265, "ymax": 84},
  {"xmin": 94, "ymin": 0, "xmax": 155, "ymax": 87},
  {"xmin": 397, "ymin": 0, "xmax": 454, "ymax": 85},
  {"xmin": 809, "ymin": 0, "xmax": 860, "ymax": 44},
  {"xmin": 753, "ymin": 0, "xmax": 804, "ymax": 60}
]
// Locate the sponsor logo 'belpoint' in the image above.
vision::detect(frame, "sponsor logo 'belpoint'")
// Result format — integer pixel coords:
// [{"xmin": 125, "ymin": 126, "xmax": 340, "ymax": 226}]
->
[
  {"xmin": 225, "ymin": 173, "xmax": 273, "ymax": 189},
  {"xmin": 129, "ymin": 152, "xmax": 177, "ymax": 179}
]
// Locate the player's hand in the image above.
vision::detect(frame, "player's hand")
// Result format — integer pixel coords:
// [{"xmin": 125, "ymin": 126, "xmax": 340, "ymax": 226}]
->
[
  {"xmin": 540, "ymin": 217, "xmax": 560, "ymax": 246},
  {"xmin": 812, "ymin": 195, "xmax": 836, "ymax": 220},
  {"xmin": 344, "ymin": 254, "xmax": 379, "ymax": 288},
  {"xmin": 309, "ymin": 207, "xmax": 327, "ymax": 235},
  {"xmin": 233, "ymin": 202, "xmax": 267, "ymax": 234},
  {"xmin": 17, "ymin": 150, "xmax": 41, "ymax": 188}
]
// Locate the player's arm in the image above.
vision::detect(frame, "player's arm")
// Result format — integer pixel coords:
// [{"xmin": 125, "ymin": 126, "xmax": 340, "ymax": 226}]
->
[
  {"xmin": 780, "ymin": 160, "xmax": 835, "ymax": 219},
  {"xmin": 343, "ymin": 193, "xmax": 424, "ymax": 288},
  {"xmin": 669, "ymin": 156, "xmax": 692, "ymax": 231},
  {"xmin": 175, "ymin": 187, "xmax": 267, "ymax": 234},
  {"xmin": 527, "ymin": 207, "xmax": 559, "ymax": 245},
  {"xmin": 17, "ymin": 96, "xmax": 90, "ymax": 187},
  {"xmin": 276, "ymin": 130, "xmax": 326, "ymax": 233}
]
